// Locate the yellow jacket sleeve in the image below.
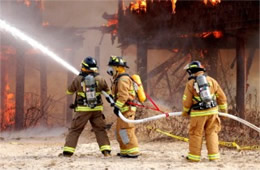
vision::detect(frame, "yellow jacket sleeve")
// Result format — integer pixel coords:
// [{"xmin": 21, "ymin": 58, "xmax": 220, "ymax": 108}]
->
[
  {"xmin": 66, "ymin": 76, "xmax": 80, "ymax": 95},
  {"xmin": 182, "ymin": 81, "xmax": 194, "ymax": 116},
  {"xmin": 115, "ymin": 77, "xmax": 131, "ymax": 108},
  {"xmin": 213, "ymin": 79, "xmax": 228, "ymax": 113}
]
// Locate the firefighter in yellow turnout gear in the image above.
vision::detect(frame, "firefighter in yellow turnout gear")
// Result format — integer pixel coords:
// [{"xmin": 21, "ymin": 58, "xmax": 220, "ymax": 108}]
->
[
  {"xmin": 62, "ymin": 57, "xmax": 111, "ymax": 157},
  {"xmin": 182, "ymin": 61, "xmax": 227, "ymax": 162},
  {"xmin": 107, "ymin": 56, "xmax": 140, "ymax": 158}
]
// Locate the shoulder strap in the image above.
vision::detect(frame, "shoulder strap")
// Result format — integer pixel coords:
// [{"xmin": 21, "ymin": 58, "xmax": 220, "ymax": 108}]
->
[
  {"xmin": 114, "ymin": 73, "xmax": 133, "ymax": 100},
  {"xmin": 79, "ymin": 72, "xmax": 99, "ymax": 81},
  {"xmin": 114, "ymin": 73, "xmax": 131, "ymax": 83}
]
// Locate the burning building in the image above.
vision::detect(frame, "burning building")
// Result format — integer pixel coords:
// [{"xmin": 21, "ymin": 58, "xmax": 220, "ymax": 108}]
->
[{"xmin": 112, "ymin": 0, "xmax": 259, "ymax": 118}]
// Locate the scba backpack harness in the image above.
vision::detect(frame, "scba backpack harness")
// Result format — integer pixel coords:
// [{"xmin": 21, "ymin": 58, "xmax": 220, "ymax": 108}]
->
[{"xmin": 189, "ymin": 74, "xmax": 217, "ymax": 113}]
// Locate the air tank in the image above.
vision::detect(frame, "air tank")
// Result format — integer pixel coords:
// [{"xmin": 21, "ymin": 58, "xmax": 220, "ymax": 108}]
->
[{"xmin": 131, "ymin": 74, "xmax": 146, "ymax": 103}]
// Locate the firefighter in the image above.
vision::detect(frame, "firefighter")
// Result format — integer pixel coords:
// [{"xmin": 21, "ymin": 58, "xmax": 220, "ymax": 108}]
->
[
  {"xmin": 61, "ymin": 56, "xmax": 112, "ymax": 157},
  {"xmin": 182, "ymin": 61, "xmax": 227, "ymax": 162},
  {"xmin": 107, "ymin": 55, "xmax": 140, "ymax": 158}
]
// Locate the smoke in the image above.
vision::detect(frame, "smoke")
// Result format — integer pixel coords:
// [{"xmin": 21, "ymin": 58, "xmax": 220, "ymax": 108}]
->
[{"xmin": 0, "ymin": 126, "xmax": 66, "ymax": 139}]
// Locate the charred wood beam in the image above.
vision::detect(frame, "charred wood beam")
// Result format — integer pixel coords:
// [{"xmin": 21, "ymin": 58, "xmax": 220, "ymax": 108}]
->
[
  {"xmin": 137, "ymin": 41, "xmax": 148, "ymax": 91},
  {"xmin": 150, "ymin": 68, "xmax": 166, "ymax": 97},
  {"xmin": 165, "ymin": 71, "xmax": 173, "ymax": 98},
  {"xmin": 246, "ymin": 48, "xmax": 256, "ymax": 82},
  {"xmin": 95, "ymin": 46, "xmax": 100, "ymax": 66},
  {"xmin": 206, "ymin": 48, "xmax": 218, "ymax": 79},
  {"xmin": 146, "ymin": 51, "xmax": 182, "ymax": 80},
  {"xmin": 15, "ymin": 47, "xmax": 25, "ymax": 130},
  {"xmin": 170, "ymin": 56, "xmax": 188, "ymax": 76},
  {"xmin": 236, "ymin": 33, "xmax": 246, "ymax": 119},
  {"xmin": 0, "ymin": 51, "xmax": 7, "ymax": 131}
]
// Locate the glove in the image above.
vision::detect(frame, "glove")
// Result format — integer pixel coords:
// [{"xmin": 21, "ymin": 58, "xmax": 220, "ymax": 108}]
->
[
  {"xmin": 219, "ymin": 110, "xmax": 229, "ymax": 120},
  {"xmin": 105, "ymin": 94, "xmax": 115, "ymax": 107},
  {"xmin": 113, "ymin": 105, "xmax": 120, "ymax": 117},
  {"xmin": 182, "ymin": 112, "xmax": 189, "ymax": 117},
  {"xmin": 69, "ymin": 104, "xmax": 75, "ymax": 109}
]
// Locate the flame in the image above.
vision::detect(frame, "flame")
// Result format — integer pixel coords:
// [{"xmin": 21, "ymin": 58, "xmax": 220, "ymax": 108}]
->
[
  {"xmin": 172, "ymin": 0, "xmax": 177, "ymax": 14},
  {"xmin": 201, "ymin": 32, "xmax": 212, "ymax": 38},
  {"xmin": 0, "ymin": 47, "xmax": 16, "ymax": 131},
  {"xmin": 130, "ymin": 0, "xmax": 147, "ymax": 13},
  {"xmin": 204, "ymin": 0, "xmax": 221, "ymax": 6},
  {"xmin": 0, "ymin": 49, "xmax": 15, "ymax": 130},
  {"xmin": 3, "ymin": 83, "xmax": 15, "ymax": 130},
  {"xmin": 212, "ymin": 31, "xmax": 222, "ymax": 38},
  {"xmin": 200, "ymin": 30, "xmax": 223, "ymax": 38},
  {"xmin": 106, "ymin": 19, "xmax": 118, "ymax": 27},
  {"xmin": 105, "ymin": 18, "xmax": 118, "ymax": 35}
]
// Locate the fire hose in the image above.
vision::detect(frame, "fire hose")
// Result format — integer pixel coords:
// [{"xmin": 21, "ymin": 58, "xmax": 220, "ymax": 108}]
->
[{"xmin": 102, "ymin": 91, "xmax": 260, "ymax": 133}]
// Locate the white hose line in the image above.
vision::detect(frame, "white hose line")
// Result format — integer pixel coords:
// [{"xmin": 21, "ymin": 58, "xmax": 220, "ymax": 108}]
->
[
  {"xmin": 118, "ymin": 111, "xmax": 182, "ymax": 124},
  {"xmin": 102, "ymin": 91, "xmax": 260, "ymax": 133},
  {"xmin": 218, "ymin": 112, "xmax": 260, "ymax": 133},
  {"xmin": 0, "ymin": 19, "xmax": 80, "ymax": 75}
]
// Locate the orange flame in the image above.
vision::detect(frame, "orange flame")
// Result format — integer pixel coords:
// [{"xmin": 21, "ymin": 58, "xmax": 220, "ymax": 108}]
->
[
  {"xmin": 204, "ymin": 0, "xmax": 221, "ymax": 6},
  {"xmin": 3, "ymin": 84, "xmax": 15, "ymax": 130},
  {"xmin": 106, "ymin": 18, "xmax": 118, "ymax": 35},
  {"xmin": 200, "ymin": 30, "xmax": 223, "ymax": 38},
  {"xmin": 130, "ymin": 0, "xmax": 147, "ymax": 13},
  {"xmin": 172, "ymin": 0, "xmax": 177, "ymax": 14},
  {"xmin": 0, "ymin": 72, "xmax": 15, "ymax": 131},
  {"xmin": 212, "ymin": 31, "xmax": 223, "ymax": 38},
  {"xmin": 0, "ymin": 47, "xmax": 16, "ymax": 131}
]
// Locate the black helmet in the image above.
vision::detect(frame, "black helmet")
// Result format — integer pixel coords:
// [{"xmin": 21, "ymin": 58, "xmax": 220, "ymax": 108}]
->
[
  {"xmin": 184, "ymin": 61, "xmax": 205, "ymax": 74},
  {"xmin": 108, "ymin": 55, "xmax": 129, "ymax": 68},
  {"xmin": 82, "ymin": 57, "xmax": 98, "ymax": 70}
]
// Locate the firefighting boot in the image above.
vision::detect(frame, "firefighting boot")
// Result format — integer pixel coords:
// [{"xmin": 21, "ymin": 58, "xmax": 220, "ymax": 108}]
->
[
  {"xmin": 102, "ymin": 150, "xmax": 111, "ymax": 157},
  {"xmin": 117, "ymin": 153, "xmax": 139, "ymax": 158},
  {"xmin": 183, "ymin": 155, "xmax": 200, "ymax": 162},
  {"xmin": 58, "ymin": 151, "xmax": 73, "ymax": 157}
]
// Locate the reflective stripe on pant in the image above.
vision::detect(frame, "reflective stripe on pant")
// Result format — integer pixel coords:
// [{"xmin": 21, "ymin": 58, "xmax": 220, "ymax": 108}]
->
[
  {"xmin": 64, "ymin": 111, "xmax": 111, "ymax": 153},
  {"xmin": 100, "ymin": 145, "xmax": 111, "ymax": 152},
  {"xmin": 116, "ymin": 110, "xmax": 139, "ymax": 155},
  {"xmin": 63, "ymin": 146, "xmax": 75, "ymax": 153},
  {"xmin": 189, "ymin": 114, "xmax": 221, "ymax": 161}
]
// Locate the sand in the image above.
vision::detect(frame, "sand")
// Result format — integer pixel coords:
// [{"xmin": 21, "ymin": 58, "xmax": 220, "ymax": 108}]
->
[{"xmin": 0, "ymin": 128, "xmax": 259, "ymax": 170}]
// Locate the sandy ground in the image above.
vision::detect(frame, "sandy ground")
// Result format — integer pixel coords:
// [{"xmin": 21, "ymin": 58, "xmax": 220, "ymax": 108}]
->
[{"xmin": 0, "ymin": 128, "xmax": 260, "ymax": 170}]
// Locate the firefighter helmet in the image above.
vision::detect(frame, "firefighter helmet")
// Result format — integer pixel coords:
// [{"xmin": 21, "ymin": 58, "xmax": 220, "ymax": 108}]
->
[
  {"xmin": 82, "ymin": 57, "xmax": 98, "ymax": 70},
  {"xmin": 184, "ymin": 61, "xmax": 205, "ymax": 74},
  {"xmin": 108, "ymin": 55, "xmax": 129, "ymax": 68}
]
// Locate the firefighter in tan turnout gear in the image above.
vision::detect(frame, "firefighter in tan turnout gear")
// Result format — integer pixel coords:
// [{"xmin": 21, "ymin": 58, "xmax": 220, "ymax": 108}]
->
[
  {"xmin": 107, "ymin": 56, "xmax": 140, "ymax": 158},
  {"xmin": 182, "ymin": 61, "xmax": 227, "ymax": 162},
  {"xmin": 61, "ymin": 57, "xmax": 111, "ymax": 157}
]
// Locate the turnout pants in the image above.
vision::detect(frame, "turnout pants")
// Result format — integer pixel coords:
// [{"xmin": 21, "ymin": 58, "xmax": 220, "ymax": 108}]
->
[
  {"xmin": 63, "ymin": 111, "xmax": 111, "ymax": 154},
  {"xmin": 116, "ymin": 110, "xmax": 139, "ymax": 155},
  {"xmin": 188, "ymin": 114, "xmax": 221, "ymax": 161}
]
